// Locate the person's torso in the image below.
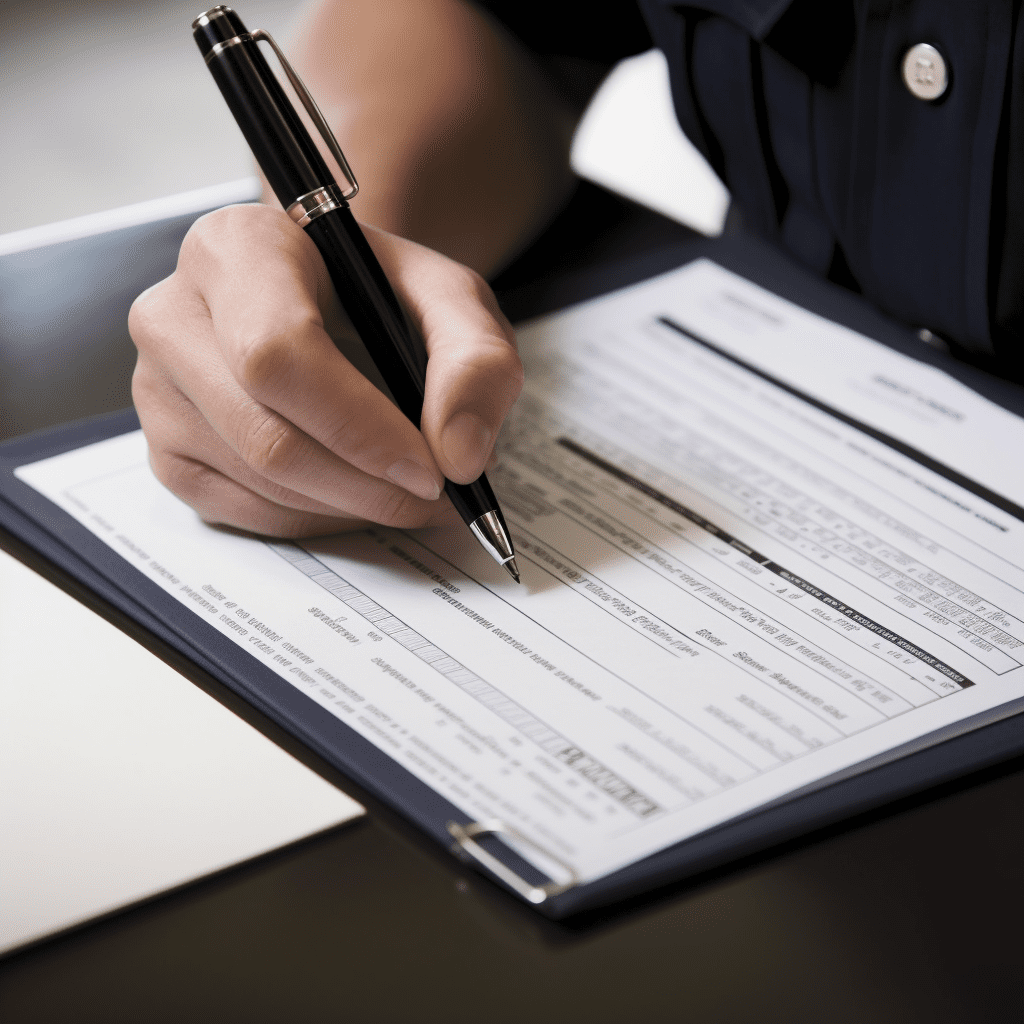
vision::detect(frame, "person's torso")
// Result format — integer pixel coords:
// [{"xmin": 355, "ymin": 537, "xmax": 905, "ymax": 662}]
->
[{"xmin": 638, "ymin": 0, "xmax": 1024, "ymax": 370}]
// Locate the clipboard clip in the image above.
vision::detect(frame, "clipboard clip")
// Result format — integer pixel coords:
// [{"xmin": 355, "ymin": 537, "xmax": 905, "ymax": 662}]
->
[{"xmin": 448, "ymin": 820, "xmax": 580, "ymax": 905}]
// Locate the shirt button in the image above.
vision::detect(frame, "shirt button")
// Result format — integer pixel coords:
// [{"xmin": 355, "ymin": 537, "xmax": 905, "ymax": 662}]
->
[{"xmin": 902, "ymin": 43, "xmax": 948, "ymax": 101}]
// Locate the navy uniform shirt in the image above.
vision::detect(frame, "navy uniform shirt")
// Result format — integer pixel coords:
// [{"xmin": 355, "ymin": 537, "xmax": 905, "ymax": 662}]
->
[{"xmin": 477, "ymin": 0, "xmax": 1024, "ymax": 380}]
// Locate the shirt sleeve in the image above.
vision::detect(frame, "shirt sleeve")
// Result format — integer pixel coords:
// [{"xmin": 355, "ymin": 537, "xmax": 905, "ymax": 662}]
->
[{"xmin": 471, "ymin": 0, "xmax": 653, "ymax": 64}]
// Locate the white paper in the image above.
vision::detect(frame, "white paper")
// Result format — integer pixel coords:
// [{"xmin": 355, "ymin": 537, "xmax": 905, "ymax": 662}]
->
[
  {"xmin": 16, "ymin": 260, "xmax": 1024, "ymax": 888},
  {"xmin": 0, "ymin": 548, "xmax": 362, "ymax": 955}
]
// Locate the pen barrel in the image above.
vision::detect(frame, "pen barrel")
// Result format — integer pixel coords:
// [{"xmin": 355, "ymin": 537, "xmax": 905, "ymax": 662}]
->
[
  {"xmin": 305, "ymin": 209, "xmax": 429, "ymax": 425},
  {"xmin": 196, "ymin": 21, "xmax": 333, "ymax": 203},
  {"xmin": 444, "ymin": 475, "xmax": 506, "ymax": 527},
  {"xmin": 194, "ymin": 9, "xmax": 507, "ymax": 531},
  {"xmin": 309, "ymin": 210, "xmax": 504, "ymax": 523}
]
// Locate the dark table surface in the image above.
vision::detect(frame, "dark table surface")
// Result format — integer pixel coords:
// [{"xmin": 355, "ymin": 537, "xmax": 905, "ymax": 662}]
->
[{"xmin": 1, "ymin": 183, "xmax": 1021, "ymax": 1024}]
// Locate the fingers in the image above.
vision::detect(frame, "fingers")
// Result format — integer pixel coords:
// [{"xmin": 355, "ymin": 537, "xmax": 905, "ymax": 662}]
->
[
  {"xmin": 365, "ymin": 224, "xmax": 524, "ymax": 484},
  {"xmin": 176, "ymin": 205, "xmax": 446, "ymax": 500},
  {"xmin": 154, "ymin": 454, "xmax": 363, "ymax": 539},
  {"xmin": 130, "ymin": 207, "xmax": 449, "ymax": 532},
  {"xmin": 129, "ymin": 203, "xmax": 523, "ymax": 537},
  {"xmin": 133, "ymin": 352, "xmax": 452, "ymax": 534}
]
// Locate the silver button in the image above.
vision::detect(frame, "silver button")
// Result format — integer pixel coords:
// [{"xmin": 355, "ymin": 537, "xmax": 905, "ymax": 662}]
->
[{"xmin": 902, "ymin": 43, "xmax": 948, "ymax": 101}]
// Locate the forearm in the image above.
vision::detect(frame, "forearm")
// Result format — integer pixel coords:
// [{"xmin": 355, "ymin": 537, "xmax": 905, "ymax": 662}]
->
[{"xmin": 284, "ymin": 0, "xmax": 580, "ymax": 276}]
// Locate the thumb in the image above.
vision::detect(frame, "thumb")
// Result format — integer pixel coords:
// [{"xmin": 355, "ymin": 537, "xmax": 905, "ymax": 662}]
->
[{"xmin": 365, "ymin": 225, "xmax": 523, "ymax": 484}]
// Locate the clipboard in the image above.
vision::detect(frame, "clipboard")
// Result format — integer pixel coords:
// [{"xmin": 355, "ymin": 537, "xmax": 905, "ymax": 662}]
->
[{"xmin": 2, "ymin": 184, "xmax": 1023, "ymax": 918}]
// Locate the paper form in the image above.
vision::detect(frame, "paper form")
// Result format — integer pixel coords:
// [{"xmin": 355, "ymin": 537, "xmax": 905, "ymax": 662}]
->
[{"xmin": 17, "ymin": 260, "xmax": 1024, "ymax": 886}]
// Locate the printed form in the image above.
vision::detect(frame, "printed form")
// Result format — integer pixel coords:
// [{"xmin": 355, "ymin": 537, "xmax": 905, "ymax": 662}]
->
[{"xmin": 18, "ymin": 260, "xmax": 1024, "ymax": 886}]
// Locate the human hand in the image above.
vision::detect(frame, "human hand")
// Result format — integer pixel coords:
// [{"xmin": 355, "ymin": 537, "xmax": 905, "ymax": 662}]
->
[{"xmin": 128, "ymin": 203, "xmax": 523, "ymax": 537}]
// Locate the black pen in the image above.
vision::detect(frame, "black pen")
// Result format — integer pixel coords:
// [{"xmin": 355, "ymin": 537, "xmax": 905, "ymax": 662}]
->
[{"xmin": 193, "ymin": 6, "xmax": 519, "ymax": 582}]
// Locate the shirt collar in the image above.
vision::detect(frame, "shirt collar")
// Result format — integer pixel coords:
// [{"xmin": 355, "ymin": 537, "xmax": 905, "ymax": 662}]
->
[{"xmin": 653, "ymin": 0, "xmax": 796, "ymax": 40}]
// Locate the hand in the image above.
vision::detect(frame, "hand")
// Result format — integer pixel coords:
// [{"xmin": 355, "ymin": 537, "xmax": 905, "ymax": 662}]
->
[{"xmin": 128, "ymin": 203, "xmax": 523, "ymax": 537}]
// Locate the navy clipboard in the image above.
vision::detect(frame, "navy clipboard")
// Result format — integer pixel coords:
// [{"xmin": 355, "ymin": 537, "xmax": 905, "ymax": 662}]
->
[{"xmin": 2, "ymin": 183, "xmax": 1023, "ymax": 919}]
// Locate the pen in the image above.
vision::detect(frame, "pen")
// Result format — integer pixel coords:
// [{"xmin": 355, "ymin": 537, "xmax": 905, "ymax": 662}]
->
[{"xmin": 192, "ymin": 6, "xmax": 519, "ymax": 582}]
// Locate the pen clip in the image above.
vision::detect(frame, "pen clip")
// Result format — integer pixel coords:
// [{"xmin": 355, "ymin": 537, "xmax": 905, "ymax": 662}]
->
[{"xmin": 250, "ymin": 28, "xmax": 359, "ymax": 200}]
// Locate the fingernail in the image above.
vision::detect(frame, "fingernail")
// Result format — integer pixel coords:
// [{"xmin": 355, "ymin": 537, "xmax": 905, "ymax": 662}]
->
[
  {"xmin": 441, "ymin": 412, "xmax": 492, "ymax": 481},
  {"xmin": 384, "ymin": 458, "xmax": 442, "ymax": 501}
]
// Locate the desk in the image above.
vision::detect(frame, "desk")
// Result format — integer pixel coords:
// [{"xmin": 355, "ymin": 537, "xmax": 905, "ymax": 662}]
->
[{"xmin": 1, "ymin": 183, "xmax": 1021, "ymax": 1023}]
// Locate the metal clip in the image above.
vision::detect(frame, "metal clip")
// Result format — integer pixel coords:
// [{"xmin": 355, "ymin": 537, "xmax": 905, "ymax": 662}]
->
[
  {"xmin": 448, "ymin": 820, "xmax": 579, "ymax": 905},
  {"xmin": 250, "ymin": 28, "xmax": 359, "ymax": 200}
]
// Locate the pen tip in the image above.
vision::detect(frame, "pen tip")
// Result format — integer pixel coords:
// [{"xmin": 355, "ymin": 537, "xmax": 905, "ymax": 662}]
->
[{"xmin": 505, "ymin": 557, "xmax": 521, "ymax": 584}]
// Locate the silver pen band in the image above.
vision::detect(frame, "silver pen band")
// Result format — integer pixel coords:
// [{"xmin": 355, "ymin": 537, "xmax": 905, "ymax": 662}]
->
[
  {"xmin": 192, "ymin": 6, "xmax": 234, "ymax": 31},
  {"xmin": 203, "ymin": 33, "xmax": 250, "ymax": 63},
  {"xmin": 286, "ymin": 185, "xmax": 345, "ymax": 228},
  {"xmin": 469, "ymin": 511, "xmax": 516, "ymax": 565}
]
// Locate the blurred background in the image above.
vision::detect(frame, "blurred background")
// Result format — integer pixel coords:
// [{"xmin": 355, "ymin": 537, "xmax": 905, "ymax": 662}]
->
[{"xmin": 0, "ymin": 0, "xmax": 729, "ymax": 238}]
